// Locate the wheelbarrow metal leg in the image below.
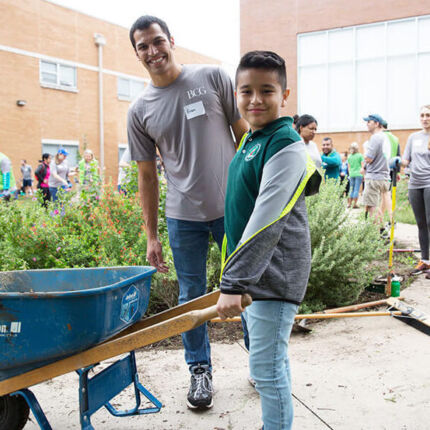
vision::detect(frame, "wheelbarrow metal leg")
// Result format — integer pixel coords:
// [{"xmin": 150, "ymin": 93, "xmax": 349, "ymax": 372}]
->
[
  {"xmin": 78, "ymin": 351, "xmax": 161, "ymax": 427},
  {"xmin": 12, "ymin": 389, "xmax": 53, "ymax": 430}
]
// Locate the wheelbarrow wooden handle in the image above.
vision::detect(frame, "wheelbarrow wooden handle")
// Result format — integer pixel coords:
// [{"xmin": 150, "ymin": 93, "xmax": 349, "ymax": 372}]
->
[{"xmin": 0, "ymin": 294, "xmax": 252, "ymax": 396}]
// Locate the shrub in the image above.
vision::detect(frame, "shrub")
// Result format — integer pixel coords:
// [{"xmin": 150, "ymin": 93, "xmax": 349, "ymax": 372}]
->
[{"xmin": 301, "ymin": 180, "xmax": 384, "ymax": 312}]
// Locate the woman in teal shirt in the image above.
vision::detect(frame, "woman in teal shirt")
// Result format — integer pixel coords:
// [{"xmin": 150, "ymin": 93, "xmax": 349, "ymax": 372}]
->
[{"xmin": 347, "ymin": 142, "xmax": 364, "ymax": 208}]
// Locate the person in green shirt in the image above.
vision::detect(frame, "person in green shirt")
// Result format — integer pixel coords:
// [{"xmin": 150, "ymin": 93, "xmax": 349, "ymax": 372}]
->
[
  {"xmin": 216, "ymin": 50, "xmax": 316, "ymax": 430},
  {"xmin": 347, "ymin": 142, "xmax": 364, "ymax": 208}
]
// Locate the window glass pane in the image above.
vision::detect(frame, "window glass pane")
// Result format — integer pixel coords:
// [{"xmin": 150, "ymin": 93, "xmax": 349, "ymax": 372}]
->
[
  {"xmin": 387, "ymin": 19, "xmax": 416, "ymax": 56},
  {"xmin": 41, "ymin": 61, "xmax": 57, "ymax": 74},
  {"xmin": 41, "ymin": 72, "xmax": 57, "ymax": 84},
  {"xmin": 118, "ymin": 78, "xmax": 130, "ymax": 98},
  {"xmin": 356, "ymin": 24, "xmax": 384, "ymax": 59},
  {"xmin": 386, "ymin": 56, "xmax": 416, "ymax": 126},
  {"xmin": 42, "ymin": 144, "xmax": 59, "ymax": 157},
  {"xmin": 356, "ymin": 58, "xmax": 385, "ymax": 127},
  {"xmin": 418, "ymin": 17, "xmax": 430, "ymax": 52},
  {"xmin": 328, "ymin": 29, "xmax": 353, "ymax": 62},
  {"xmin": 298, "ymin": 33, "xmax": 327, "ymax": 66},
  {"xmin": 59, "ymin": 65, "xmax": 76, "ymax": 87},
  {"xmin": 298, "ymin": 66, "xmax": 327, "ymax": 128},
  {"xmin": 130, "ymin": 80, "xmax": 145, "ymax": 100},
  {"xmin": 118, "ymin": 147, "xmax": 126, "ymax": 162},
  {"xmin": 41, "ymin": 144, "xmax": 78, "ymax": 168},
  {"xmin": 418, "ymin": 53, "xmax": 430, "ymax": 110},
  {"xmin": 327, "ymin": 62, "xmax": 354, "ymax": 129}
]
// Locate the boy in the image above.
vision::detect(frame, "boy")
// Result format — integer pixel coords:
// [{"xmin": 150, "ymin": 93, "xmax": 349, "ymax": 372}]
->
[{"xmin": 216, "ymin": 51, "xmax": 316, "ymax": 430}]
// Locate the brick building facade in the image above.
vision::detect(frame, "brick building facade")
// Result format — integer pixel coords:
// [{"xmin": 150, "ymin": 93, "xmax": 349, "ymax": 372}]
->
[
  {"xmin": 0, "ymin": 0, "xmax": 219, "ymax": 185},
  {"xmin": 240, "ymin": 0, "xmax": 430, "ymax": 153}
]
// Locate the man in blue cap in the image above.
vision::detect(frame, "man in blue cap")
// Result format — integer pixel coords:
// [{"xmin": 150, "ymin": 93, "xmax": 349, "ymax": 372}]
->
[{"xmin": 362, "ymin": 114, "xmax": 391, "ymax": 231}]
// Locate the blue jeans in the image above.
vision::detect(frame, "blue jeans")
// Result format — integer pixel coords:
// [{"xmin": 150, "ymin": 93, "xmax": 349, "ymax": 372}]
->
[
  {"xmin": 349, "ymin": 176, "xmax": 363, "ymax": 199},
  {"xmin": 49, "ymin": 187, "xmax": 59, "ymax": 202},
  {"xmin": 166, "ymin": 217, "xmax": 225, "ymax": 371},
  {"xmin": 244, "ymin": 300, "xmax": 298, "ymax": 430}
]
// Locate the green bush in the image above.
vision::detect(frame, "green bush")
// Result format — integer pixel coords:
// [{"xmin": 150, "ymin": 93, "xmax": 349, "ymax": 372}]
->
[{"xmin": 301, "ymin": 180, "xmax": 384, "ymax": 312}]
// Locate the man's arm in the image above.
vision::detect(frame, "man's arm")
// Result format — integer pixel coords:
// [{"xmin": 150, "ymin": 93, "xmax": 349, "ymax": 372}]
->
[
  {"xmin": 231, "ymin": 118, "xmax": 249, "ymax": 147},
  {"xmin": 321, "ymin": 152, "xmax": 342, "ymax": 166},
  {"xmin": 137, "ymin": 160, "xmax": 168, "ymax": 273}
]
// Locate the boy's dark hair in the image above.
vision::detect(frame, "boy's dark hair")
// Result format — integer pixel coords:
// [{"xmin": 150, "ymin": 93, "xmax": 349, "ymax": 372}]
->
[
  {"xmin": 129, "ymin": 15, "xmax": 171, "ymax": 50},
  {"xmin": 235, "ymin": 51, "xmax": 287, "ymax": 91},
  {"xmin": 295, "ymin": 114, "xmax": 318, "ymax": 133}
]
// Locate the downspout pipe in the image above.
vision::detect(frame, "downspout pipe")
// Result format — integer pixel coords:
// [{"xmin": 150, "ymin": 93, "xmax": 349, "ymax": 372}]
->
[{"xmin": 94, "ymin": 33, "xmax": 106, "ymax": 181}]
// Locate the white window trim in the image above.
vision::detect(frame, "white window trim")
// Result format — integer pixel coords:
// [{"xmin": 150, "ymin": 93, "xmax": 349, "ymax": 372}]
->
[
  {"xmin": 39, "ymin": 60, "xmax": 78, "ymax": 92},
  {"xmin": 118, "ymin": 143, "xmax": 128, "ymax": 149},
  {"xmin": 297, "ymin": 14, "xmax": 430, "ymax": 132},
  {"xmin": 42, "ymin": 139, "xmax": 79, "ymax": 146}
]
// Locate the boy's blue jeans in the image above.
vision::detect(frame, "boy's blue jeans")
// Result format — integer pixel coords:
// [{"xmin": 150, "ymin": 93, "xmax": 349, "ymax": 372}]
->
[
  {"xmin": 166, "ymin": 216, "xmax": 225, "ymax": 371},
  {"xmin": 244, "ymin": 300, "xmax": 298, "ymax": 430}
]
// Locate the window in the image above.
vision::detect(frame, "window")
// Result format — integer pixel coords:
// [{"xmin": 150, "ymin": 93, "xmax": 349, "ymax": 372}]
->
[
  {"xmin": 42, "ymin": 140, "xmax": 79, "ymax": 167},
  {"xmin": 118, "ymin": 144, "xmax": 127, "ymax": 162},
  {"xmin": 297, "ymin": 15, "xmax": 430, "ymax": 131},
  {"xmin": 117, "ymin": 77, "xmax": 145, "ymax": 101},
  {"xmin": 40, "ymin": 60, "xmax": 77, "ymax": 91}
]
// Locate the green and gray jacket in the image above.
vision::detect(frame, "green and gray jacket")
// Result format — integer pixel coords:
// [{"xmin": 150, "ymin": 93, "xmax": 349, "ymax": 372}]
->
[
  {"xmin": 0, "ymin": 152, "xmax": 16, "ymax": 192},
  {"xmin": 220, "ymin": 117, "xmax": 315, "ymax": 304}
]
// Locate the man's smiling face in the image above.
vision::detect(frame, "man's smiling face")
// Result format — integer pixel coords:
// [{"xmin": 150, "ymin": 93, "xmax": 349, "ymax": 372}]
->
[{"xmin": 133, "ymin": 23, "xmax": 175, "ymax": 77}]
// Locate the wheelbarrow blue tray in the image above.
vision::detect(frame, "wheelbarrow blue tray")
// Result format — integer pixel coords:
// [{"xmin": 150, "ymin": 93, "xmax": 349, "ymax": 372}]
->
[{"xmin": 0, "ymin": 266, "xmax": 156, "ymax": 382}]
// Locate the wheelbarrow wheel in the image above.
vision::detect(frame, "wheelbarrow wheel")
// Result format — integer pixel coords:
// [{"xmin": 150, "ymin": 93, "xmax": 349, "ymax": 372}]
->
[{"xmin": 0, "ymin": 394, "xmax": 29, "ymax": 430}]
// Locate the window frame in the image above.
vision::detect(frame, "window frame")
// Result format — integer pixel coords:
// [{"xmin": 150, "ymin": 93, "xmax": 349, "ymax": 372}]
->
[
  {"xmin": 39, "ymin": 60, "xmax": 78, "ymax": 92},
  {"xmin": 297, "ymin": 15, "xmax": 430, "ymax": 132},
  {"xmin": 117, "ymin": 77, "xmax": 146, "ymax": 101}
]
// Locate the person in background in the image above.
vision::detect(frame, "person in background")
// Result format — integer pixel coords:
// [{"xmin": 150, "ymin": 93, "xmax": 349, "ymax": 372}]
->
[
  {"xmin": 296, "ymin": 114, "xmax": 321, "ymax": 168},
  {"xmin": 347, "ymin": 142, "xmax": 364, "ymax": 209},
  {"xmin": 48, "ymin": 148, "xmax": 71, "ymax": 202},
  {"xmin": 20, "ymin": 160, "xmax": 33, "ymax": 196},
  {"xmin": 35, "ymin": 153, "xmax": 51, "ymax": 207},
  {"xmin": 118, "ymin": 147, "xmax": 131, "ymax": 195},
  {"xmin": 362, "ymin": 114, "xmax": 391, "ymax": 231},
  {"xmin": 321, "ymin": 137, "xmax": 341, "ymax": 180},
  {"xmin": 0, "ymin": 152, "xmax": 17, "ymax": 202},
  {"xmin": 339, "ymin": 151, "xmax": 349, "ymax": 196},
  {"xmin": 78, "ymin": 149, "xmax": 100, "ymax": 194},
  {"xmin": 402, "ymin": 105, "xmax": 430, "ymax": 276}
]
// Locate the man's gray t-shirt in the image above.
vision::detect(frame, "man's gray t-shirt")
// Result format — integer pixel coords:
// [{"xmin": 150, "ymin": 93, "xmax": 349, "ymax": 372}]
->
[
  {"xmin": 48, "ymin": 160, "xmax": 69, "ymax": 188},
  {"xmin": 21, "ymin": 165, "xmax": 32, "ymax": 180},
  {"xmin": 404, "ymin": 130, "xmax": 430, "ymax": 189},
  {"xmin": 365, "ymin": 131, "xmax": 390, "ymax": 180},
  {"xmin": 128, "ymin": 65, "xmax": 240, "ymax": 222}
]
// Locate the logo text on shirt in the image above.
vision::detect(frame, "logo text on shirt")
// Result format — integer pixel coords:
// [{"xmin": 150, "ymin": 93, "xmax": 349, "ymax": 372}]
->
[{"xmin": 187, "ymin": 87, "xmax": 207, "ymax": 99}]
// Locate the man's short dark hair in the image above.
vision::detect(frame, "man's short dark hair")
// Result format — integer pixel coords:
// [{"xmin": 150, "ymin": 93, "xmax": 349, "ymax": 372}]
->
[
  {"xmin": 235, "ymin": 51, "xmax": 287, "ymax": 91},
  {"xmin": 295, "ymin": 114, "xmax": 317, "ymax": 134},
  {"xmin": 129, "ymin": 15, "xmax": 171, "ymax": 50},
  {"xmin": 322, "ymin": 137, "xmax": 332, "ymax": 143}
]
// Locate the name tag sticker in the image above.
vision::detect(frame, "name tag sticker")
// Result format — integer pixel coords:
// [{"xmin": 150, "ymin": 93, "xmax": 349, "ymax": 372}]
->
[{"xmin": 184, "ymin": 101, "xmax": 206, "ymax": 120}]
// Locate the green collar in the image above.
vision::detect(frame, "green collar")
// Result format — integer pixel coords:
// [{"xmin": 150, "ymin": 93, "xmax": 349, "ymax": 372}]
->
[{"xmin": 248, "ymin": 116, "xmax": 293, "ymax": 138}]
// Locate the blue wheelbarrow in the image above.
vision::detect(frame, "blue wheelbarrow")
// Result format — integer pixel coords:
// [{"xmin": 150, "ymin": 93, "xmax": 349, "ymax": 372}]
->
[{"xmin": 0, "ymin": 267, "xmax": 231, "ymax": 430}]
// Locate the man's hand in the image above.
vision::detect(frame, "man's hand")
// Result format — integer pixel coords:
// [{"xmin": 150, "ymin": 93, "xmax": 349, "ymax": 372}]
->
[
  {"xmin": 146, "ymin": 237, "xmax": 169, "ymax": 273},
  {"xmin": 216, "ymin": 293, "xmax": 244, "ymax": 320}
]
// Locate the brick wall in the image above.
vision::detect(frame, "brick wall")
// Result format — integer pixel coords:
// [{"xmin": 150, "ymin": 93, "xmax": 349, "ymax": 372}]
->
[{"xmin": 0, "ymin": 0, "xmax": 219, "ymax": 185}]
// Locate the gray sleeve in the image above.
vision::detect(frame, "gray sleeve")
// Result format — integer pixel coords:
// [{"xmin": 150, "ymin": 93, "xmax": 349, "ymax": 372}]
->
[
  {"xmin": 127, "ymin": 105, "xmax": 157, "ymax": 162},
  {"xmin": 403, "ymin": 135, "xmax": 412, "ymax": 162},
  {"xmin": 238, "ymin": 142, "xmax": 307, "ymax": 246},
  {"xmin": 216, "ymin": 67, "xmax": 241, "ymax": 125},
  {"xmin": 220, "ymin": 143, "xmax": 307, "ymax": 294},
  {"xmin": 365, "ymin": 134, "xmax": 379, "ymax": 160}
]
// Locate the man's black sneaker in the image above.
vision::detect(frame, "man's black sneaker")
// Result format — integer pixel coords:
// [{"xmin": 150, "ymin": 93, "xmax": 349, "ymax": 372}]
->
[{"xmin": 186, "ymin": 364, "xmax": 213, "ymax": 409}]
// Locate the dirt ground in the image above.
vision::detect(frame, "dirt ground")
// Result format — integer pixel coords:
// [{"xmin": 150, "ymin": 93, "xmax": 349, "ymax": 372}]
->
[{"xmin": 22, "ymin": 222, "xmax": 430, "ymax": 430}]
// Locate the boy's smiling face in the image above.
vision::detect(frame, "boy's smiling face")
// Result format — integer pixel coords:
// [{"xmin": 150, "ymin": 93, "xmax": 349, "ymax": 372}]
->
[{"xmin": 236, "ymin": 69, "xmax": 289, "ymax": 132}]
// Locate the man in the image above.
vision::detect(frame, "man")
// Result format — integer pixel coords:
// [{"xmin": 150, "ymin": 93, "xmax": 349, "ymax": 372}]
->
[
  {"xmin": 362, "ymin": 114, "xmax": 391, "ymax": 227},
  {"xmin": 127, "ymin": 15, "xmax": 248, "ymax": 410},
  {"xmin": 321, "ymin": 137, "xmax": 341, "ymax": 180},
  {"xmin": 0, "ymin": 152, "xmax": 17, "ymax": 202}
]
